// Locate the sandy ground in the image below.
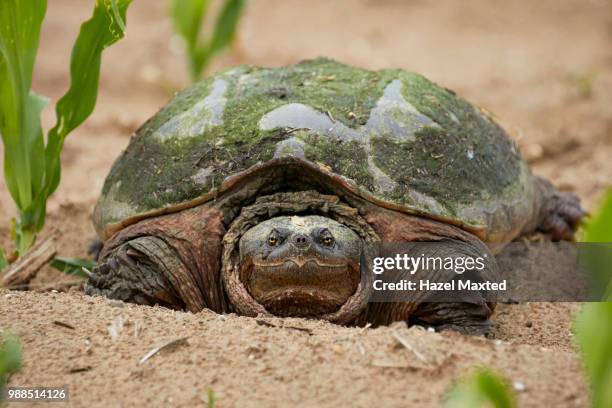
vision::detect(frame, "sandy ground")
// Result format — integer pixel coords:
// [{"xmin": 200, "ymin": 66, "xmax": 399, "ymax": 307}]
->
[
  {"xmin": 0, "ymin": 291, "xmax": 586, "ymax": 407},
  {"xmin": 1, "ymin": 0, "xmax": 611, "ymax": 406}
]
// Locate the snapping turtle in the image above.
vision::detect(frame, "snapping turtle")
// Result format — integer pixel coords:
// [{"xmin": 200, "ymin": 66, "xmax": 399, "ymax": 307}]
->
[{"xmin": 86, "ymin": 58, "xmax": 582, "ymax": 334}]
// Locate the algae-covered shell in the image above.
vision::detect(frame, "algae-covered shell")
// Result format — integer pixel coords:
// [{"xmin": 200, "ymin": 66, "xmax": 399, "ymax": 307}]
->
[{"xmin": 94, "ymin": 58, "xmax": 535, "ymax": 242}]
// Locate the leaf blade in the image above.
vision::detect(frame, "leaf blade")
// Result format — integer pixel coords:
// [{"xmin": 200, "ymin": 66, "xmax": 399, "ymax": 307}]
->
[
  {"xmin": 0, "ymin": 0, "xmax": 48, "ymax": 214},
  {"xmin": 584, "ymin": 189, "xmax": 612, "ymax": 243},
  {"xmin": 444, "ymin": 368, "xmax": 515, "ymax": 408},
  {"xmin": 574, "ymin": 303, "xmax": 612, "ymax": 408},
  {"xmin": 45, "ymin": 0, "xmax": 132, "ymax": 198},
  {"xmin": 50, "ymin": 257, "xmax": 96, "ymax": 279},
  {"xmin": 0, "ymin": 333, "xmax": 22, "ymax": 387},
  {"xmin": 207, "ymin": 0, "xmax": 246, "ymax": 56},
  {"xmin": 575, "ymin": 190, "xmax": 612, "ymax": 408},
  {"xmin": 171, "ymin": 0, "xmax": 210, "ymax": 80}
]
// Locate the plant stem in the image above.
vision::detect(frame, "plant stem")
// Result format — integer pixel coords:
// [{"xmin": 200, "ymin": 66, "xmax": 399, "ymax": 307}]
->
[{"xmin": 16, "ymin": 220, "xmax": 37, "ymax": 256}]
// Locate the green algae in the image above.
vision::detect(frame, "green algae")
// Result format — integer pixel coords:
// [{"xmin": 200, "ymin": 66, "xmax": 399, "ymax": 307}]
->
[{"xmin": 96, "ymin": 58, "xmax": 528, "ymax": 236}]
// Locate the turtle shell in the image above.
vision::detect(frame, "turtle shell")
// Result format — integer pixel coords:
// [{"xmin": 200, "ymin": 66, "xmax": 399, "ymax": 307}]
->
[{"xmin": 94, "ymin": 58, "xmax": 535, "ymax": 243}]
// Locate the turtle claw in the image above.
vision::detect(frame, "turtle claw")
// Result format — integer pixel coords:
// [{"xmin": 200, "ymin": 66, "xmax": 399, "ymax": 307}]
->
[
  {"xmin": 539, "ymin": 190, "xmax": 585, "ymax": 241},
  {"xmin": 409, "ymin": 301, "xmax": 494, "ymax": 337},
  {"xmin": 434, "ymin": 320, "xmax": 492, "ymax": 337},
  {"xmin": 87, "ymin": 238, "xmax": 103, "ymax": 261}
]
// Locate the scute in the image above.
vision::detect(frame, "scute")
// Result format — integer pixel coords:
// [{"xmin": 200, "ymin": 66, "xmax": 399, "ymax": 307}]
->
[{"xmin": 94, "ymin": 58, "xmax": 534, "ymax": 243}]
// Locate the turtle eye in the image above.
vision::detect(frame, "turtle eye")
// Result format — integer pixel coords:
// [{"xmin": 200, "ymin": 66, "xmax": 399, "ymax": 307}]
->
[{"xmin": 319, "ymin": 229, "xmax": 335, "ymax": 247}]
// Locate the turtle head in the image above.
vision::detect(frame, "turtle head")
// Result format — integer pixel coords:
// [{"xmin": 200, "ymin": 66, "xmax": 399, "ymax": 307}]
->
[{"xmin": 239, "ymin": 215, "xmax": 362, "ymax": 317}]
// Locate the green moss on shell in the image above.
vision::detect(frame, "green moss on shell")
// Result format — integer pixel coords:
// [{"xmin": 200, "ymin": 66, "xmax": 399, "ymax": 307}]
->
[{"xmin": 97, "ymin": 58, "xmax": 528, "ymax": 238}]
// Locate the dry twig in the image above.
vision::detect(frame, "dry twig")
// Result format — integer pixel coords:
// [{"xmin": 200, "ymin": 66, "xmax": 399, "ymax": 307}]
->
[
  {"xmin": 255, "ymin": 318, "xmax": 313, "ymax": 334},
  {"xmin": 53, "ymin": 320, "xmax": 75, "ymax": 330},
  {"xmin": 393, "ymin": 331, "xmax": 428, "ymax": 363},
  {"xmin": 139, "ymin": 337, "xmax": 189, "ymax": 364},
  {"xmin": 2, "ymin": 235, "xmax": 57, "ymax": 288}
]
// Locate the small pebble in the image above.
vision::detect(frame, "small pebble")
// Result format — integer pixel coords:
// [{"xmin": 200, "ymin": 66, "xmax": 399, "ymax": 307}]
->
[
  {"xmin": 332, "ymin": 345, "xmax": 345, "ymax": 355},
  {"xmin": 427, "ymin": 327, "xmax": 436, "ymax": 333},
  {"xmin": 108, "ymin": 299, "xmax": 125, "ymax": 308},
  {"xmin": 525, "ymin": 321, "xmax": 533, "ymax": 328},
  {"xmin": 513, "ymin": 381, "xmax": 525, "ymax": 392}
]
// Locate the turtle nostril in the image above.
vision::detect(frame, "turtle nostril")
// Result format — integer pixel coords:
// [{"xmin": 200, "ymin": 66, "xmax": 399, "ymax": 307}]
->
[{"xmin": 292, "ymin": 234, "xmax": 310, "ymax": 247}]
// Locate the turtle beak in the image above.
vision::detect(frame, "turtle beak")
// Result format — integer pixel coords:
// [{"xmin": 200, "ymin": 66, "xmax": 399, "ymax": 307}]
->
[{"xmin": 243, "ymin": 257, "xmax": 360, "ymax": 317}]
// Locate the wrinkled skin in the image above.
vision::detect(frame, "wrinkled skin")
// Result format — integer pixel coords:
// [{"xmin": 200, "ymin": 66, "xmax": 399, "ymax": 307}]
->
[{"xmin": 239, "ymin": 216, "xmax": 362, "ymax": 317}]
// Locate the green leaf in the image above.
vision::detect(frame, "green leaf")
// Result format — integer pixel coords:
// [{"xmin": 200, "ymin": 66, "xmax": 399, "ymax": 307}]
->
[
  {"xmin": 171, "ymin": 0, "xmax": 210, "ymax": 48},
  {"xmin": 50, "ymin": 257, "xmax": 96, "ymax": 279},
  {"xmin": 579, "ymin": 190, "xmax": 612, "ymax": 300},
  {"xmin": 208, "ymin": 0, "xmax": 246, "ymax": 56},
  {"xmin": 171, "ymin": 0, "xmax": 246, "ymax": 80},
  {"xmin": 207, "ymin": 388, "xmax": 217, "ymax": 408},
  {"xmin": 171, "ymin": 0, "xmax": 210, "ymax": 80},
  {"xmin": 574, "ymin": 303, "xmax": 612, "ymax": 408},
  {"xmin": 1, "ymin": 0, "xmax": 132, "ymax": 256},
  {"xmin": 584, "ymin": 190, "xmax": 612, "ymax": 243},
  {"xmin": 0, "ymin": 333, "xmax": 22, "ymax": 388},
  {"xmin": 444, "ymin": 368, "xmax": 515, "ymax": 408},
  {"xmin": 575, "ymin": 190, "xmax": 612, "ymax": 408},
  {"xmin": 45, "ymin": 0, "xmax": 132, "ymax": 199},
  {"xmin": 0, "ymin": 248, "xmax": 8, "ymax": 272},
  {"xmin": 0, "ymin": 0, "xmax": 47, "ymax": 215}
]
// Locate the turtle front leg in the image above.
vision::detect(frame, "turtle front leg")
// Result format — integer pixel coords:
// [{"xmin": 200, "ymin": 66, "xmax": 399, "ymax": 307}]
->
[
  {"xmin": 532, "ymin": 176, "xmax": 584, "ymax": 241},
  {"xmin": 408, "ymin": 300, "xmax": 494, "ymax": 336},
  {"xmin": 405, "ymin": 240, "xmax": 498, "ymax": 336},
  {"xmin": 362, "ymin": 209, "xmax": 499, "ymax": 335},
  {"xmin": 86, "ymin": 236, "xmax": 187, "ymax": 310},
  {"xmin": 86, "ymin": 204, "xmax": 227, "ymax": 313}
]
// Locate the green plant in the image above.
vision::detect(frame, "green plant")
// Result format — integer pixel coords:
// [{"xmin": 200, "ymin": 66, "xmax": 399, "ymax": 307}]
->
[
  {"xmin": 0, "ymin": 333, "xmax": 22, "ymax": 392},
  {"xmin": 0, "ymin": 0, "xmax": 132, "ymax": 262},
  {"xmin": 171, "ymin": 0, "xmax": 246, "ymax": 81},
  {"xmin": 444, "ymin": 368, "xmax": 515, "ymax": 408},
  {"xmin": 581, "ymin": 189, "xmax": 612, "ymax": 300},
  {"xmin": 50, "ymin": 257, "xmax": 96, "ymax": 279},
  {"xmin": 207, "ymin": 388, "xmax": 217, "ymax": 408},
  {"xmin": 574, "ymin": 303, "xmax": 612, "ymax": 408},
  {"xmin": 565, "ymin": 71, "xmax": 595, "ymax": 99},
  {"xmin": 573, "ymin": 189, "xmax": 612, "ymax": 408},
  {"xmin": 0, "ymin": 251, "xmax": 8, "ymax": 272}
]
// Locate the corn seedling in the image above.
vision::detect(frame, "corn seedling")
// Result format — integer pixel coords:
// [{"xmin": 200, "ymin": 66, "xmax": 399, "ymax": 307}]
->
[
  {"xmin": 573, "ymin": 190, "xmax": 612, "ymax": 408},
  {"xmin": 207, "ymin": 388, "xmax": 217, "ymax": 408},
  {"xmin": 565, "ymin": 71, "xmax": 596, "ymax": 99},
  {"xmin": 0, "ymin": 333, "xmax": 22, "ymax": 394},
  {"xmin": 0, "ymin": 0, "xmax": 132, "ymax": 264},
  {"xmin": 443, "ymin": 368, "xmax": 515, "ymax": 408},
  {"xmin": 50, "ymin": 257, "xmax": 96, "ymax": 279},
  {"xmin": 171, "ymin": 0, "xmax": 246, "ymax": 81}
]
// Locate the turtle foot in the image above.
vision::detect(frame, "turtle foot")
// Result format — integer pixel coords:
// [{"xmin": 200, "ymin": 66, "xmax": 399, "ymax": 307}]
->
[
  {"xmin": 409, "ymin": 301, "xmax": 493, "ymax": 337},
  {"xmin": 85, "ymin": 236, "xmax": 184, "ymax": 309},
  {"xmin": 537, "ymin": 182, "xmax": 584, "ymax": 241}
]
